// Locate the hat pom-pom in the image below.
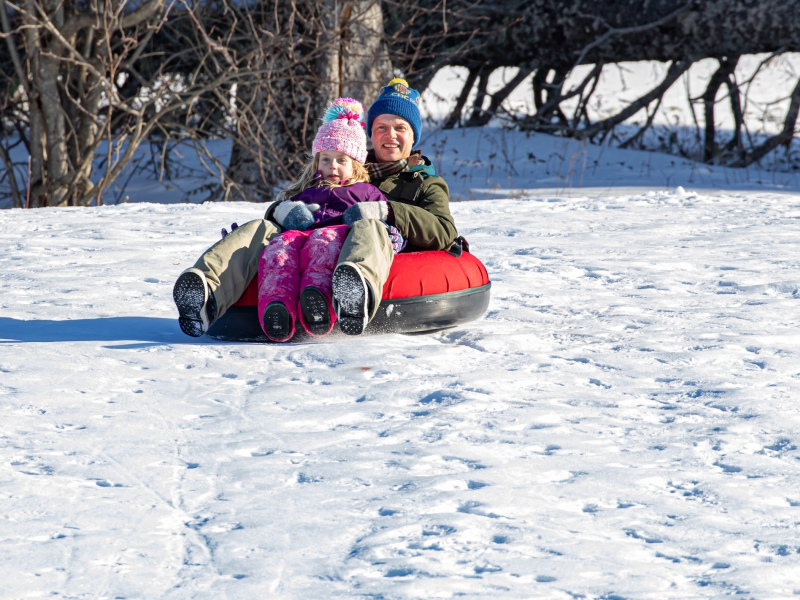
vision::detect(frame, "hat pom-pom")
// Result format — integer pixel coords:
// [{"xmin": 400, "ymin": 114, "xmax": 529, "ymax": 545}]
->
[
  {"xmin": 322, "ymin": 97, "xmax": 365, "ymax": 125},
  {"xmin": 387, "ymin": 77, "xmax": 409, "ymax": 87}
]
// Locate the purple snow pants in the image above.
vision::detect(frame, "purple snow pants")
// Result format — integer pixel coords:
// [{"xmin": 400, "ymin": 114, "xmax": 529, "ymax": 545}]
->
[{"xmin": 257, "ymin": 225, "xmax": 348, "ymax": 340}]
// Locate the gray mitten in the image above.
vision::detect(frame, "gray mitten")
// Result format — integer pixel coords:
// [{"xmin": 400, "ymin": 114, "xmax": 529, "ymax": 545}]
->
[
  {"xmin": 343, "ymin": 201, "xmax": 389, "ymax": 226},
  {"xmin": 274, "ymin": 201, "xmax": 320, "ymax": 231}
]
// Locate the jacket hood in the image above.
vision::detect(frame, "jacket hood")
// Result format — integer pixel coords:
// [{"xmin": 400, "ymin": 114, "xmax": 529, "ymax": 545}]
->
[{"xmin": 408, "ymin": 155, "xmax": 437, "ymax": 178}]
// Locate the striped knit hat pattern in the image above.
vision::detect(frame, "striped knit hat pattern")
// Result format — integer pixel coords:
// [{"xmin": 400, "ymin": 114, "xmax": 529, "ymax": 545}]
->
[{"xmin": 312, "ymin": 98, "xmax": 368, "ymax": 164}]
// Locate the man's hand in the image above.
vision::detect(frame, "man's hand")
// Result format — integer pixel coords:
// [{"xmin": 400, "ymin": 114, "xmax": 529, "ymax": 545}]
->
[
  {"xmin": 343, "ymin": 201, "xmax": 389, "ymax": 226},
  {"xmin": 274, "ymin": 201, "xmax": 320, "ymax": 231}
]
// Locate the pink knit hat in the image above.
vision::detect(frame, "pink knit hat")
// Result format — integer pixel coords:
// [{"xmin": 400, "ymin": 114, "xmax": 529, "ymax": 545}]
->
[{"xmin": 312, "ymin": 98, "xmax": 367, "ymax": 164}]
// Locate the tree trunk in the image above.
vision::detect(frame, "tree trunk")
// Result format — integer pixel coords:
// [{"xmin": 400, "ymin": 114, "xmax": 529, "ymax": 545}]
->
[
  {"xmin": 223, "ymin": 0, "xmax": 392, "ymax": 203},
  {"xmin": 724, "ymin": 75, "xmax": 745, "ymax": 157},
  {"xmin": 339, "ymin": 1, "xmax": 393, "ymax": 105},
  {"xmin": 442, "ymin": 68, "xmax": 478, "ymax": 129},
  {"xmin": 36, "ymin": 52, "xmax": 71, "ymax": 206},
  {"xmin": 702, "ymin": 56, "xmax": 738, "ymax": 163},
  {"xmin": 3, "ymin": 0, "xmax": 166, "ymax": 207},
  {"xmin": 463, "ymin": 66, "xmax": 490, "ymax": 127},
  {"xmin": 732, "ymin": 76, "xmax": 800, "ymax": 167}
]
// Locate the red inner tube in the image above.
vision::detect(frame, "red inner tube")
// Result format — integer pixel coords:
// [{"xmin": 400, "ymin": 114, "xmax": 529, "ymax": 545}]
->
[
  {"xmin": 206, "ymin": 247, "xmax": 491, "ymax": 340},
  {"xmin": 232, "ymin": 248, "xmax": 490, "ymax": 307}
]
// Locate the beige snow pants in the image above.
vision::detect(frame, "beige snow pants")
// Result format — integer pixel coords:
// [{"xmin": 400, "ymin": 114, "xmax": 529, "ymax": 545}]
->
[
  {"xmin": 192, "ymin": 218, "xmax": 279, "ymax": 318},
  {"xmin": 192, "ymin": 217, "xmax": 393, "ymax": 321},
  {"xmin": 336, "ymin": 219, "xmax": 394, "ymax": 320}
]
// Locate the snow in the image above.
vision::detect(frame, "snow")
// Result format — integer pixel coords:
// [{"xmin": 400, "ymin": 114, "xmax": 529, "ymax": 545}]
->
[
  {"xmin": 5, "ymin": 57, "xmax": 800, "ymax": 597},
  {"xmin": 419, "ymin": 127, "xmax": 800, "ymax": 200},
  {"xmin": 3, "ymin": 168, "xmax": 800, "ymax": 597},
  {"xmin": 9, "ymin": 121, "xmax": 799, "ymax": 213}
]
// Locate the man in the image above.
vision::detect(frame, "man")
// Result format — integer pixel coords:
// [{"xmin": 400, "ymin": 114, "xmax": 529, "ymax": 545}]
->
[{"xmin": 173, "ymin": 78, "xmax": 458, "ymax": 337}]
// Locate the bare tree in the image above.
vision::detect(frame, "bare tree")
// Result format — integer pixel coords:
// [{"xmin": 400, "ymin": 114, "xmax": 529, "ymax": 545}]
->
[
  {"xmin": 0, "ymin": 0, "xmax": 396, "ymax": 208},
  {"xmin": 1, "ymin": 0, "xmax": 177, "ymax": 206},
  {"xmin": 400, "ymin": 0, "xmax": 800, "ymax": 167},
  {"xmin": 219, "ymin": 0, "xmax": 393, "ymax": 203},
  {"xmin": 8, "ymin": 0, "xmax": 800, "ymax": 208}
]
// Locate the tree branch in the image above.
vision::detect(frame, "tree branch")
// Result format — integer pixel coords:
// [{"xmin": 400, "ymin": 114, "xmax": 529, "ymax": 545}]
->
[
  {"xmin": 0, "ymin": 0, "xmax": 31, "ymax": 97},
  {"xmin": 732, "ymin": 75, "xmax": 800, "ymax": 168},
  {"xmin": 572, "ymin": 3, "xmax": 693, "ymax": 69},
  {"xmin": 576, "ymin": 60, "xmax": 692, "ymax": 141},
  {"xmin": 442, "ymin": 67, "xmax": 477, "ymax": 129},
  {"xmin": 465, "ymin": 65, "xmax": 533, "ymax": 127},
  {"xmin": 702, "ymin": 55, "xmax": 738, "ymax": 162}
]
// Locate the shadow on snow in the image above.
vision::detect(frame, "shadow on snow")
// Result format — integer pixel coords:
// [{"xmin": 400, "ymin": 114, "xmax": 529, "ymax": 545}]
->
[{"xmin": 0, "ymin": 316, "xmax": 195, "ymax": 344}]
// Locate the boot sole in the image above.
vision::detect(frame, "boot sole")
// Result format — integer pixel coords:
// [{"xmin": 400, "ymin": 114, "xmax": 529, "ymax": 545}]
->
[
  {"xmin": 300, "ymin": 287, "xmax": 331, "ymax": 336},
  {"xmin": 332, "ymin": 263, "xmax": 369, "ymax": 336},
  {"xmin": 263, "ymin": 302, "xmax": 293, "ymax": 342},
  {"xmin": 174, "ymin": 269, "xmax": 209, "ymax": 337}
]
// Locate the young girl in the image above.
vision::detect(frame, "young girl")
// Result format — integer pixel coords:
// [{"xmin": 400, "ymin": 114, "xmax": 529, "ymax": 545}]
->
[{"xmin": 257, "ymin": 98, "xmax": 404, "ymax": 342}]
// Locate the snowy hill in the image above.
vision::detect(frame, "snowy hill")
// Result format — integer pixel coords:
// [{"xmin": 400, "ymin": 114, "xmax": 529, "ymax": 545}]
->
[
  {"xmin": 19, "ymin": 125, "xmax": 800, "ymax": 209},
  {"xmin": 3, "ymin": 177, "xmax": 800, "ymax": 597}
]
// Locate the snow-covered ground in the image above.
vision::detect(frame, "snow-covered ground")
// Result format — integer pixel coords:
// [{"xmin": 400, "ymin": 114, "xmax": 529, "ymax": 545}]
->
[
  {"xmin": 17, "ymin": 123, "xmax": 800, "ymax": 211},
  {"xmin": 420, "ymin": 126, "xmax": 800, "ymax": 200},
  {"xmin": 3, "ymin": 172, "xmax": 800, "ymax": 597},
  {"xmin": 5, "ymin": 58, "xmax": 800, "ymax": 597}
]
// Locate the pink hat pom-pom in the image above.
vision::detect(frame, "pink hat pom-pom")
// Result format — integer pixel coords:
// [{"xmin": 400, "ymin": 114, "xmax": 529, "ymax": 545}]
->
[{"xmin": 322, "ymin": 98, "xmax": 366, "ymax": 124}]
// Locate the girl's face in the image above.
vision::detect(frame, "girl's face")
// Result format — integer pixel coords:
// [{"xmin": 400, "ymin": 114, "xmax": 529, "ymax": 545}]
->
[{"xmin": 318, "ymin": 150, "xmax": 355, "ymax": 183}]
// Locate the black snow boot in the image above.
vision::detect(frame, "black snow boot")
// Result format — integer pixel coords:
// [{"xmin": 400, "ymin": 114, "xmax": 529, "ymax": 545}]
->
[
  {"xmin": 332, "ymin": 262, "xmax": 370, "ymax": 335},
  {"xmin": 300, "ymin": 287, "xmax": 331, "ymax": 336},
  {"xmin": 262, "ymin": 301, "xmax": 293, "ymax": 342},
  {"xmin": 173, "ymin": 268, "xmax": 217, "ymax": 337}
]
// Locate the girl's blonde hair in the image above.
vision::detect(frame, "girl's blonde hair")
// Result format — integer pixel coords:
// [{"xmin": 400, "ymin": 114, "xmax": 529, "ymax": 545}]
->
[{"xmin": 278, "ymin": 153, "xmax": 370, "ymax": 201}]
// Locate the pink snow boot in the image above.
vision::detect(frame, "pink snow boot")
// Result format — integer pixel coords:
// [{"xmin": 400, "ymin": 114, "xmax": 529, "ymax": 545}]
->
[
  {"xmin": 258, "ymin": 230, "xmax": 307, "ymax": 342},
  {"xmin": 297, "ymin": 225, "xmax": 348, "ymax": 337}
]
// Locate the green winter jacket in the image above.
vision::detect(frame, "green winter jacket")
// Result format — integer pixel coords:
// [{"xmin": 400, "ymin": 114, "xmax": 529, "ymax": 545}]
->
[
  {"xmin": 376, "ymin": 156, "xmax": 458, "ymax": 251},
  {"xmin": 265, "ymin": 154, "xmax": 458, "ymax": 251}
]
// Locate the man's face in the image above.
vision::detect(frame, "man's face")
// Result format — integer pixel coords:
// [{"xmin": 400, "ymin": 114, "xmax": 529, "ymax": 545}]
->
[{"xmin": 371, "ymin": 114, "xmax": 414, "ymax": 163}]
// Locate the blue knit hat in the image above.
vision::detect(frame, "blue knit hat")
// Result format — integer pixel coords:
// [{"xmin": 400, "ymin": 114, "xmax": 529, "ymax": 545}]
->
[{"xmin": 367, "ymin": 78, "xmax": 422, "ymax": 149}]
